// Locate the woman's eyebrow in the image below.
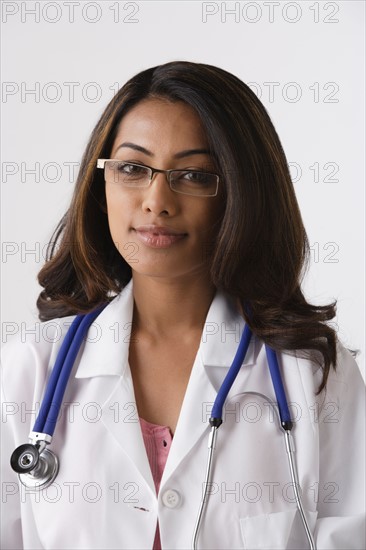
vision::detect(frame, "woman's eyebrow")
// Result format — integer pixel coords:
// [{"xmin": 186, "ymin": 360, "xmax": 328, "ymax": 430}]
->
[{"xmin": 115, "ymin": 142, "xmax": 211, "ymax": 159}]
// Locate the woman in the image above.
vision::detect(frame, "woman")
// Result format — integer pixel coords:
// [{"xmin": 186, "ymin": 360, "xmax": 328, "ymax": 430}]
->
[{"xmin": 1, "ymin": 61, "xmax": 364, "ymax": 549}]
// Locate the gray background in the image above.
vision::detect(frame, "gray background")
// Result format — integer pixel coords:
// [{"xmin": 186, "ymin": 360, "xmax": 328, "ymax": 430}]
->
[{"xmin": 1, "ymin": 1, "xmax": 364, "ymax": 379}]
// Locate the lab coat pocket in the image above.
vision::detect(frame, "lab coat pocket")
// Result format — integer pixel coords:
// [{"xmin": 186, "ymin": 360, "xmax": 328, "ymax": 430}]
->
[{"xmin": 239, "ymin": 509, "xmax": 297, "ymax": 550}]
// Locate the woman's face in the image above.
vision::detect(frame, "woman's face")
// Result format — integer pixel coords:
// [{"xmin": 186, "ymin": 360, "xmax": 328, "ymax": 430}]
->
[{"xmin": 105, "ymin": 97, "xmax": 224, "ymax": 282}]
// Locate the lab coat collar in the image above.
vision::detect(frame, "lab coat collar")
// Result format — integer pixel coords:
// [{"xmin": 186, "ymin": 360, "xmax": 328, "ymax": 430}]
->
[
  {"xmin": 74, "ymin": 281, "xmax": 134, "ymax": 379},
  {"xmin": 199, "ymin": 288, "xmax": 257, "ymax": 369},
  {"xmin": 74, "ymin": 279, "xmax": 257, "ymax": 379}
]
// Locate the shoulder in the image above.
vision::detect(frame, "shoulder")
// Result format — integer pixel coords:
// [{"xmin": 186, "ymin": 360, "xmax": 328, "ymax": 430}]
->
[
  {"xmin": 324, "ymin": 340, "xmax": 364, "ymax": 402},
  {"xmin": 0, "ymin": 287, "xmax": 130, "ymax": 397},
  {"xmin": 1, "ymin": 315, "xmax": 77, "ymax": 358},
  {"xmin": 1, "ymin": 315, "xmax": 76, "ymax": 399},
  {"xmin": 296, "ymin": 339, "xmax": 365, "ymax": 424},
  {"xmin": 0, "ymin": 286, "xmax": 131, "ymax": 367},
  {"xmin": 277, "ymin": 338, "xmax": 364, "ymax": 421}
]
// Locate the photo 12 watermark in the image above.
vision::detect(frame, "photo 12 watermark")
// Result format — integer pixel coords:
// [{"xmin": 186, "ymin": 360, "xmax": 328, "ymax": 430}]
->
[
  {"xmin": 201, "ymin": 479, "xmax": 340, "ymax": 504},
  {"xmin": 1, "ymin": 1, "xmax": 140, "ymax": 24},
  {"xmin": 201, "ymin": 2, "xmax": 340, "ymax": 24},
  {"xmin": 1, "ymin": 160, "xmax": 341, "ymax": 184},
  {"xmin": 1, "ymin": 81, "xmax": 341, "ymax": 104},
  {"xmin": 2, "ymin": 479, "xmax": 141, "ymax": 504}
]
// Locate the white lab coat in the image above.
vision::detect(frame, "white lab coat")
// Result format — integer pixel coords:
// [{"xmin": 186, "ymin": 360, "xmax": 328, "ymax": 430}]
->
[{"xmin": 1, "ymin": 280, "xmax": 365, "ymax": 550}]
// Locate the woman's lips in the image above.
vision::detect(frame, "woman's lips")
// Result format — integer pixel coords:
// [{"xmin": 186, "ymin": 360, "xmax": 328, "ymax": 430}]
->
[{"xmin": 133, "ymin": 226, "xmax": 187, "ymax": 249}]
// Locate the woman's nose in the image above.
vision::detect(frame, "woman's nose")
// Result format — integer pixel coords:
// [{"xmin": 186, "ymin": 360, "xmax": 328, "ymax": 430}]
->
[{"xmin": 141, "ymin": 172, "xmax": 178, "ymax": 215}]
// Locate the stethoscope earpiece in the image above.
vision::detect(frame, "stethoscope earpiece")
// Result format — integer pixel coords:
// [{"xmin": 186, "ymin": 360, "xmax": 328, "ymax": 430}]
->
[{"xmin": 10, "ymin": 444, "xmax": 39, "ymax": 474}]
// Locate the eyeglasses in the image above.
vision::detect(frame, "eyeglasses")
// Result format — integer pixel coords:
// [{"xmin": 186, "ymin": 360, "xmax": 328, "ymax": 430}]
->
[{"xmin": 97, "ymin": 159, "xmax": 220, "ymax": 197}]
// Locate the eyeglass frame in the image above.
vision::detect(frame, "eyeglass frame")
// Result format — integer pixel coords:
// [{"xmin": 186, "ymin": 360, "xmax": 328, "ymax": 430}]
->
[{"xmin": 96, "ymin": 159, "xmax": 220, "ymax": 197}]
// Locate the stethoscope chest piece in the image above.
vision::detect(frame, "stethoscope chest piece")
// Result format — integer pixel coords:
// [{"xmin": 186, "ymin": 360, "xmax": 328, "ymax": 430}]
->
[{"xmin": 11, "ymin": 444, "xmax": 59, "ymax": 490}]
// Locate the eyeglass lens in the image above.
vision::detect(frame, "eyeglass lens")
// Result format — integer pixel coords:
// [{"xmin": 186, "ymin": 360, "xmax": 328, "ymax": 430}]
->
[{"xmin": 104, "ymin": 161, "xmax": 218, "ymax": 196}]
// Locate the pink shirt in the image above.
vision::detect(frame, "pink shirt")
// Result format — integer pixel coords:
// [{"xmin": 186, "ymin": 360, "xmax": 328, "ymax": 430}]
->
[{"xmin": 139, "ymin": 417, "xmax": 173, "ymax": 550}]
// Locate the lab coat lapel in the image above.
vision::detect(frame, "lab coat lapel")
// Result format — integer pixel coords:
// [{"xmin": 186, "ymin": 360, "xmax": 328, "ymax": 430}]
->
[
  {"xmin": 73, "ymin": 281, "xmax": 156, "ymax": 497},
  {"xmin": 99, "ymin": 368, "xmax": 156, "ymax": 498},
  {"xmin": 161, "ymin": 290, "xmax": 258, "ymax": 486},
  {"xmin": 160, "ymin": 350, "xmax": 217, "ymax": 486}
]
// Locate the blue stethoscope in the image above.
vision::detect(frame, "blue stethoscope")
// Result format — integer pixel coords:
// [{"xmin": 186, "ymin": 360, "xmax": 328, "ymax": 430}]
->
[{"xmin": 10, "ymin": 304, "xmax": 316, "ymax": 550}]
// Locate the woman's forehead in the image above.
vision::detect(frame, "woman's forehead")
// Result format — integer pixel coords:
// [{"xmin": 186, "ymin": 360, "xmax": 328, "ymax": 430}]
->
[{"xmin": 111, "ymin": 98, "xmax": 211, "ymax": 159}]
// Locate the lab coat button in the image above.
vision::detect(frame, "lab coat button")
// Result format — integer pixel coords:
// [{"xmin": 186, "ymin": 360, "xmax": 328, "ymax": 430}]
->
[{"xmin": 162, "ymin": 489, "xmax": 181, "ymax": 508}]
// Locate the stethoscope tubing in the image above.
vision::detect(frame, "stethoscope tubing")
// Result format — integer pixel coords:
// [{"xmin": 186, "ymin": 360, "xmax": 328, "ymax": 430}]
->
[
  {"xmin": 192, "ymin": 425, "xmax": 219, "ymax": 550},
  {"xmin": 265, "ymin": 346, "xmax": 293, "ymax": 428},
  {"xmin": 211, "ymin": 324, "xmax": 292, "ymax": 428},
  {"xmin": 32, "ymin": 314, "xmax": 83, "ymax": 435},
  {"xmin": 211, "ymin": 324, "xmax": 252, "ymax": 421},
  {"xmin": 284, "ymin": 430, "xmax": 316, "ymax": 550},
  {"xmin": 192, "ymin": 391, "xmax": 317, "ymax": 550},
  {"xmin": 33, "ymin": 304, "xmax": 107, "ymax": 436}
]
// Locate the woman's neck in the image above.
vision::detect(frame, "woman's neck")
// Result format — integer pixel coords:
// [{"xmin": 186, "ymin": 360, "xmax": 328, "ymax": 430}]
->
[{"xmin": 131, "ymin": 271, "xmax": 217, "ymax": 339}]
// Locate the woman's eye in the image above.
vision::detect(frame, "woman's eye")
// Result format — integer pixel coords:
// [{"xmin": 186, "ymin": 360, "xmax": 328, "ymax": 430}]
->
[
  {"xmin": 117, "ymin": 163, "xmax": 145, "ymax": 174},
  {"xmin": 184, "ymin": 171, "xmax": 211, "ymax": 184}
]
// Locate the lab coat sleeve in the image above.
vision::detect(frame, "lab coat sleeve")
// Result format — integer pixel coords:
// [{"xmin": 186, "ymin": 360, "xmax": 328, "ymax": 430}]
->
[
  {"xmin": 314, "ymin": 342, "xmax": 365, "ymax": 549},
  {"xmin": 1, "ymin": 382, "xmax": 24, "ymax": 550}
]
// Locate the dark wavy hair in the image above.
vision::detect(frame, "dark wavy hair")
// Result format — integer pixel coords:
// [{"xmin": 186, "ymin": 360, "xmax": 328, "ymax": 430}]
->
[{"xmin": 37, "ymin": 60, "xmax": 338, "ymax": 393}]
